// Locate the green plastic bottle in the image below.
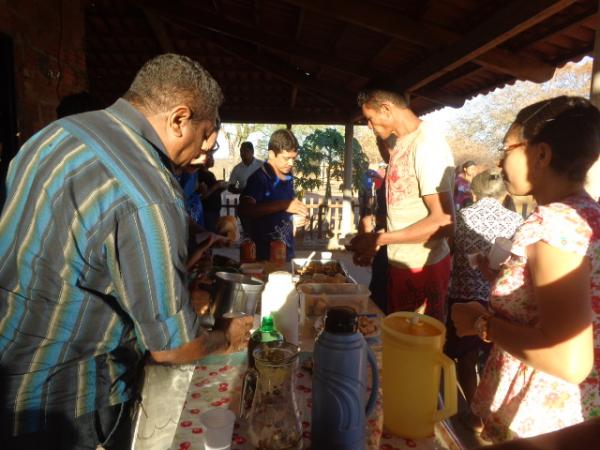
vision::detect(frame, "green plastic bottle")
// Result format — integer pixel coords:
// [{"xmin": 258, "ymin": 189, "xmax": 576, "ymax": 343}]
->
[{"xmin": 247, "ymin": 315, "xmax": 284, "ymax": 369}]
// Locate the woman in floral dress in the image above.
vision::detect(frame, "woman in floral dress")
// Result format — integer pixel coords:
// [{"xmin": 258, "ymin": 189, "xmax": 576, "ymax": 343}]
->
[{"xmin": 451, "ymin": 96, "xmax": 600, "ymax": 443}]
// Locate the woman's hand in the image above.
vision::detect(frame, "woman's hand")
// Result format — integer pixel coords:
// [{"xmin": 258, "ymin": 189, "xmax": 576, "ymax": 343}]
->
[
  {"xmin": 475, "ymin": 253, "xmax": 500, "ymax": 282},
  {"xmin": 451, "ymin": 301, "xmax": 488, "ymax": 337}
]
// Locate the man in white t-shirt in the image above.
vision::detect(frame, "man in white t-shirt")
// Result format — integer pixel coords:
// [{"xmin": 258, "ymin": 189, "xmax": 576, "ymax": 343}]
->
[
  {"xmin": 350, "ymin": 83, "xmax": 455, "ymax": 321},
  {"xmin": 228, "ymin": 141, "xmax": 263, "ymax": 194}
]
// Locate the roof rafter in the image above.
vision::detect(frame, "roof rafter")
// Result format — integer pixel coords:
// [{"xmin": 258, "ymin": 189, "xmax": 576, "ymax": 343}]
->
[
  {"xmin": 282, "ymin": 0, "xmax": 559, "ymax": 84},
  {"xmin": 399, "ymin": 0, "xmax": 577, "ymax": 92},
  {"xmin": 161, "ymin": 16, "xmax": 355, "ymax": 111}
]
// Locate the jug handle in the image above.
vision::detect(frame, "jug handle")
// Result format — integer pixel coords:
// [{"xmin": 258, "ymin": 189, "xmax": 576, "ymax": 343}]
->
[
  {"xmin": 432, "ymin": 353, "xmax": 458, "ymax": 422},
  {"xmin": 240, "ymin": 368, "xmax": 257, "ymax": 419},
  {"xmin": 365, "ymin": 344, "xmax": 380, "ymax": 417}
]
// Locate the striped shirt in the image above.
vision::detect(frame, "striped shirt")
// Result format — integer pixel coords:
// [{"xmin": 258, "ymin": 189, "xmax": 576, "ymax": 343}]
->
[{"xmin": 0, "ymin": 99, "xmax": 200, "ymax": 436}]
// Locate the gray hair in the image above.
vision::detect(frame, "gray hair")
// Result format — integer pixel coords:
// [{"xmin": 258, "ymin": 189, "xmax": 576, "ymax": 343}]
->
[
  {"xmin": 124, "ymin": 53, "xmax": 223, "ymax": 121},
  {"xmin": 470, "ymin": 169, "xmax": 506, "ymax": 199}
]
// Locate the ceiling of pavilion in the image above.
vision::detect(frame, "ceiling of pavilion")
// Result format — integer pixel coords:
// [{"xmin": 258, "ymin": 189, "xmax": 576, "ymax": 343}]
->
[{"xmin": 84, "ymin": 0, "xmax": 598, "ymax": 124}]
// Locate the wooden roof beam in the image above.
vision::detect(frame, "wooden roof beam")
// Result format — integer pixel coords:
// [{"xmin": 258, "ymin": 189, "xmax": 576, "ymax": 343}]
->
[
  {"xmin": 140, "ymin": 8, "xmax": 175, "ymax": 53},
  {"xmin": 295, "ymin": 7, "xmax": 305, "ymax": 41},
  {"xmin": 150, "ymin": 7, "xmax": 373, "ymax": 79},
  {"xmin": 399, "ymin": 0, "xmax": 577, "ymax": 92},
  {"xmin": 163, "ymin": 17, "xmax": 354, "ymax": 109},
  {"xmin": 282, "ymin": 0, "xmax": 561, "ymax": 84}
]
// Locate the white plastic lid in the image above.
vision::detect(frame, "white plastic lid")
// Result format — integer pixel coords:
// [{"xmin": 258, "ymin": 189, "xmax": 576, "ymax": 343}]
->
[{"xmin": 267, "ymin": 271, "xmax": 292, "ymax": 284}]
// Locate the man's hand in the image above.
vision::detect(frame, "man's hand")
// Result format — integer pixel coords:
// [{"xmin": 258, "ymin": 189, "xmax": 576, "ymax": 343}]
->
[
  {"xmin": 220, "ymin": 316, "xmax": 254, "ymax": 353},
  {"xmin": 285, "ymin": 198, "xmax": 309, "ymax": 216},
  {"xmin": 349, "ymin": 232, "xmax": 380, "ymax": 266}
]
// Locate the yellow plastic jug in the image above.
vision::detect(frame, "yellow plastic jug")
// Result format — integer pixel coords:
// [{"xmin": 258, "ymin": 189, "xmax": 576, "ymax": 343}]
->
[{"xmin": 381, "ymin": 312, "xmax": 457, "ymax": 439}]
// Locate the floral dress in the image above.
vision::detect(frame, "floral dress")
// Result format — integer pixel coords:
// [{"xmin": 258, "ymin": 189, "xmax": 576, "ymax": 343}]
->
[{"xmin": 471, "ymin": 193, "xmax": 600, "ymax": 442}]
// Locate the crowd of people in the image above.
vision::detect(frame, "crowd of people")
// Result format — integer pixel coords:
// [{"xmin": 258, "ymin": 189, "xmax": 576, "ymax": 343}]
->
[
  {"xmin": 349, "ymin": 85, "xmax": 600, "ymax": 445},
  {"xmin": 0, "ymin": 52, "xmax": 599, "ymax": 449}
]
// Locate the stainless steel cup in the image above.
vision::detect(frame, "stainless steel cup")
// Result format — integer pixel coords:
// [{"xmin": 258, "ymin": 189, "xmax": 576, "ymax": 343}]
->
[{"xmin": 211, "ymin": 272, "xmax": 264, "ymax": 321}]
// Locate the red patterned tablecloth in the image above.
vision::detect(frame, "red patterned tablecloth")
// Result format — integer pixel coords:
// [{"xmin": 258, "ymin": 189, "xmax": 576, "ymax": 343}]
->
[{"xmin": 169, "ymin": 351, "xmax": 462, "ymax": 450}]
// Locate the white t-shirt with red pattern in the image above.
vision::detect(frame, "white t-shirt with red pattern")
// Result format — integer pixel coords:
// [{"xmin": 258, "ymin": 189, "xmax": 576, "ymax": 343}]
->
[{"xmin": 385, "ymin": 121, "xmax": 454, "ymax": 269}]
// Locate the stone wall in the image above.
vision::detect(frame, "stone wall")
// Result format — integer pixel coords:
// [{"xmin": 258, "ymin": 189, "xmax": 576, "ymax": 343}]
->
[{"xmin": 0, "ymin": 0, "xmax": 87, "ymax": 142}]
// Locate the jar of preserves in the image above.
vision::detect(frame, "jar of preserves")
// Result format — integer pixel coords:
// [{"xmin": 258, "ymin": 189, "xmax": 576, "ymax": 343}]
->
[
  {"xmin": 269, "ymin": 239, "xmax": 286, "ymax": 266},
  {"xmin": 240, "ymin": 237, "xmax": 256, "ymax": 263}
]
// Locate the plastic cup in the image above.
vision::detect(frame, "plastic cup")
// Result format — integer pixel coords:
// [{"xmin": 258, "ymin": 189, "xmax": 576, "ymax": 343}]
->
[
  {"xmin": 199, "ymin": 408, "xmax": 236, "ymax": 450},
  {"xmin": 488, "ymin": 237, "xmax": 513, "ymax": 270},
  {"xmin": 466, "ymin": 252, "xmax": 480, "ymax": 269}
]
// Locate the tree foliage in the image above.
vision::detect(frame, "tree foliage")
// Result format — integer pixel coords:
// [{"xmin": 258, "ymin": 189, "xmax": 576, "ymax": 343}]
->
[{"xmin": 294, "ymin": 128, "xmax": 369, "ymax": 201}]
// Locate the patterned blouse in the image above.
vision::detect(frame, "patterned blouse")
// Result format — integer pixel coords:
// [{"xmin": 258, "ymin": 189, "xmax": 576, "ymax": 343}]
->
[
  {"xmin": 449, "ymin": 197, "xmax": 523, "ymax": 301},
  {"xmin": 472, "ymin": 193, "xmax": 600, "ymax": 442}
]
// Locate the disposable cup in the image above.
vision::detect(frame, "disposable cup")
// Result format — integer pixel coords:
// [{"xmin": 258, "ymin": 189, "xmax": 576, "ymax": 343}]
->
[
  {"xmin": 488, "ymin": 237, "xmax": 513, "ymax": 270},
  {"xmin": 199, "ymin": 408, "xmax": 236, "ymax": 450},
  {"xmin": 466, "ymin": 252, "xmax": 480, "ymax": 269}
]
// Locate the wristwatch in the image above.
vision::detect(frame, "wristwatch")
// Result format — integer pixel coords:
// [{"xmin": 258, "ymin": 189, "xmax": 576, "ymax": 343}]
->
[{"xmin": 474, "ymin": 314, "xmax": 493, "ymax": 343}]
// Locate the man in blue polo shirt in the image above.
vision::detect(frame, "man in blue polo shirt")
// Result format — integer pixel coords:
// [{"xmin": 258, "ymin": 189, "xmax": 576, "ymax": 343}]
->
[{"xmin": 239, "ymin": 129, "xmax": 308, "ymax": 261}]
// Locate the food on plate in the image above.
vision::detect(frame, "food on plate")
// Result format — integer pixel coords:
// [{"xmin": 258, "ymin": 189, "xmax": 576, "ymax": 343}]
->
[
  {"xmin": 296, "ymin": 273, "xmax": 348, "ymax": 285},
  {"xmin": 296, "ymin": 260, "xmax": 344, "ymax": 276}
]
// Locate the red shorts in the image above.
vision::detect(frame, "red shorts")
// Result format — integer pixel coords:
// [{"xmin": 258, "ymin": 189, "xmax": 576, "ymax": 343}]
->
[{"xmin": 387, "ymin": 254, "xmax": 451, "ymax": 322}]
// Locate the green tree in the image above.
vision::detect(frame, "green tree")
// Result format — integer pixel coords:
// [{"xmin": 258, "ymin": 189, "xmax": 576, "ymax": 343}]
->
[{"xmin": 294, "ymin": 128, "xmax": 368, "ymax": 201}]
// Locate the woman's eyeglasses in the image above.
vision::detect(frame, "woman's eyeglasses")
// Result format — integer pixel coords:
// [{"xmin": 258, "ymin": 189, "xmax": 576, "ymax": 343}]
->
[{"xmin": 497, "ymin": 142, "xmax": 526, "ymax": 156}]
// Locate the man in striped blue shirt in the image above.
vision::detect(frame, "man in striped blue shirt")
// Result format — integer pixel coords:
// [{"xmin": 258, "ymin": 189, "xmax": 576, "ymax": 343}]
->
[{"xmin": 0, "ymin": 54, "xmax": 251, "ymax": 450}]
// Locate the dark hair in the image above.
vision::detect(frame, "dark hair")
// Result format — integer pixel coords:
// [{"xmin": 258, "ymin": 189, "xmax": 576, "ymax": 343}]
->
[
  {"xmin": 356, "ymin": 79, "xmax": 409, "ymax": 109},
  {"xmin": 240, "ymin": 141, "xmax": 254, "ymax": 153},
  {"xmin": 268, "ymin": 129, "xmax": 298, "ymax": 155},
  {"xmin": 512, "ymin": 96, "xmax": 600, "ymax": 182},
  {"xmin": 123, "ymin": 53, "xmax": 223, "ymax": 121},
  {"xmin": 462, "ymin": 160, "xmax": 476, "ymax": 170},
  {"xmin": 56, "ymin": 92, "xmax": 103, "ymax": 118}
]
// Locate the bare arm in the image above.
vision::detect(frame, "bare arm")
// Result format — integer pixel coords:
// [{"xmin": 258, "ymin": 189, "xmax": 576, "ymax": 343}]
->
[
  {"xmin": 238, "ymin": 196, "xmax": 308, "ymax": 220},
  {"xmin": 452, "ymin": 240, "xmax": 594, "ymax": 384},
  {"xmin": 150, "ymin": 316, "xmax": 254, "ymax": 365},
  {"xmin": 376, "ymin": 191, "xmax": 454, "ymax": 246},
  {"xmin": 150, "ymin": 329, "xmax": 227, "ymax": 365}
]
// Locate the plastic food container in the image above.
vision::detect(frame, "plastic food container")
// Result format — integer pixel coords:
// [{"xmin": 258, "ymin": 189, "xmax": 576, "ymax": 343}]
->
[{"xmin": 298, "ymin": 283, "xmax": 370, "ymax": 318}]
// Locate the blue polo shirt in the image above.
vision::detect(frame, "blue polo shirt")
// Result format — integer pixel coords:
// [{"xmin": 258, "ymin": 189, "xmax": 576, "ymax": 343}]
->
[{"xmin": 241, "ymin": 163, "xmax": 295, "ymax": 261}]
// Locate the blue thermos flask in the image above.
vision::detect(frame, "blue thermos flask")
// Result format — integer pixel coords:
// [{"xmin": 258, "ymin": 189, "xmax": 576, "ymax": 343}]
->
[{"xmin": 311, "ymin": 307, "xmax": 379, "ymax": 449}]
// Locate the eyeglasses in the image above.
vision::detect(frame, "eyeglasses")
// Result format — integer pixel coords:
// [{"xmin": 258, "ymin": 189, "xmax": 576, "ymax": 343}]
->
[
  {"xmin": 200, "ymin": 141, "xmax": 219, "ymax": 155},
  {"xmin": 497, "ymin": 142, "xmax": 526, "ymax": 156}
]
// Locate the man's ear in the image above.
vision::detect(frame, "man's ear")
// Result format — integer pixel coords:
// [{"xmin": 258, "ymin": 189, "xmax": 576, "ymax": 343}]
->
[
  {"xmin": 166, "ymin": 105, "xmax": 193, "ymax": 138},
  {"xmin": 379, "ymin": 101, "xmax": 394, "ymax": 118}
]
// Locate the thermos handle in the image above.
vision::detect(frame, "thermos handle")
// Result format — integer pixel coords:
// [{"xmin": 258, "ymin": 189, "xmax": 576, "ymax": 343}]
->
[
  {"xmin": 365, "ymin": 344, "xmax": 379, "ymax": 417},
  {"xmin": 240, "ymin": 368, "xmax": 258, "ymax": 419},
  {"xmin": 432, "ymin": 353, "xmax": 457, "ymax": 422}
]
